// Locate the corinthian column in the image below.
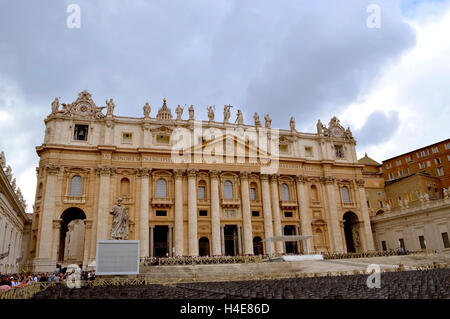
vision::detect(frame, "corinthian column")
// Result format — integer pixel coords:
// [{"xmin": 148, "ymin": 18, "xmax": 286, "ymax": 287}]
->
[
  {"xmin": 356, "ymin": 179, "xmax": 375, "ymax": 251},
  {"xmin": 260, "ymin": 174, "xmax": 274, "ymax": 255},
  {"xmin": 95, "ymin": 166, "xmax": 115, "ymax": 241},
  {"xmin": 239, "ymin": 172, "xmax": 253, "ymax": 255},
  {"xmin": 209, "ymin": 170, "xmax": 222, "ymax": 255},
  {"xmin": 37, "ymin": 164, "xmax": 60, "ymax": 264},
  {"xmin": 138, "ymin": 168, "xmax": 151, "ymax": 258},
  {"xmin": 270, "ymin": 175, "xmax": 283, "ymax": 253},
  {"xmin": 323, "ymin": 177, "xmax": 344, "ymax": 252},
  {"xmin": 295, "ymin": 175, "xmax": 313, "ymax": 253},
  {"xmin": 174, "ymin": 169, "xmax": 185, "ymax": 256},
  {"xmin": 187, "ymin": 169, "xmax": 199, "ymax": 256}
]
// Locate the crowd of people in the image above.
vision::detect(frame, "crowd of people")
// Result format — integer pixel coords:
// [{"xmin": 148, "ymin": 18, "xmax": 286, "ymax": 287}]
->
[{"xmin": 0, "ymin": 269, "xmax": 96, "ymax": 291}]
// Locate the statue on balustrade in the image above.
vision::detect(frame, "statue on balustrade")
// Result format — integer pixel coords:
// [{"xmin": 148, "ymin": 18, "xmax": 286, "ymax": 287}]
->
[{"xmin": 110, "ymin": 198, "xmax": 129, "ymax": 240}]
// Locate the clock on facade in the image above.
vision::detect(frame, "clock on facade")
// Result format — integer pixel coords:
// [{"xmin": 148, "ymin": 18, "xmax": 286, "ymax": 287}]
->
[
  {"xmin": 331, "ymin": 127, "xmax": 343, "ymax": 137},
  {"xmin": 76, "ymin": 104, "xmax": 89, "ymax": 115}
]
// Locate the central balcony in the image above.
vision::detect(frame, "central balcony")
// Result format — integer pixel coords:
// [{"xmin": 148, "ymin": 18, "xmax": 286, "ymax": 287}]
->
[
  {"xmin": 221, "ymin": 198, "xmax": 241, "ymax": 208},
  {"xmin": 279, "ymin": 200, "xmax": 298, "ymax": 209},
  {"xmin": 151, "ymin": 197, "xmax": 174, "ymax": 208}
]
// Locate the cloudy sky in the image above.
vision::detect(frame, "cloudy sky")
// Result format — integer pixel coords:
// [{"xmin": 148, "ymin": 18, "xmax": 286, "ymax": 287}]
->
[{"xmin": 0, "ymin": 0, "xmax": 449, "ymax": 212}]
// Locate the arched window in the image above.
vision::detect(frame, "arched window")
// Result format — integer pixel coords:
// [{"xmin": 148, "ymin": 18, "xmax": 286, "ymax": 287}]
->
[
  {"xmin": 198, "ymin": 180, "xmax": 206, "ymax": 200},
  {"xmin": 70, "ymin": 175, "xmax": 82, "ymax": 196},
  {"xmin": 224, "ymin": 180, "xmax": 233, "ymax": 199},
  {"xmin": 281, "ymin": 183, "xmax": 290, "ymax": 201},
  {"xmin": 310, "ymin": 185, "xmax": 319, "ymax": 203},
  {"xmin": 120, "ymin": 178, "xmax": 130, "ymax": 198},
  {"xmin": 341, "ymin": 186, "xmax": 350, "ymax": 203},
  {"xmin": 250, "ymin": 182, "xmax": 258, "ymax": 201},
  {"xmin": 156, "ymin": 178, "xmax": 167, "ymax": 198}
]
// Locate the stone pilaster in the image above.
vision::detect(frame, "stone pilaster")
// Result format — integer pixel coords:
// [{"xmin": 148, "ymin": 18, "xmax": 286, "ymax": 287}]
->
[
  {"xmin": 322, "ymin": 176, "xmax": 344, "ymax": 252},
  {"xmin": 51, "ymin": 219, "xmax": 62, "ymax": 264},
  {"xmin": 356, "ymin": 179, "xmax": 375, "ymax": 251},
  {"xmin": 95, "ymin": 166, "xmax": 116, "ymax": 242},
  {"xmin": 220, "ymin": 225, "xmax": 225, "ymax": 255},
  {"xmin": 149, "ymin": 225, "xmax": 154, "ymax": 257},
  {"xmin": 260, "ymin": 174, "xmax": 274, "ymax": 255},
  {"xmin": 237, "ymin": 225, "xmax": 242, "ymax": 255},
  {"xmin": 82, "ymin": 220, "xmax": 93, "ymax": 268},
  {"xmin": 187, "ymin": 168, "xmax": 199, "ymax": 256},
  {"xmin": 295, "ymin": 175, "xmax": 313, "ymax": 253},
  {"xmin": 37, "ymin": 164, "xmax": 60, "ymax": 265},
  {"xmin": 174, "ymin": 169, "xmax": 185, "ymax": 256},
  {"xmin": 269, "ymin": 174, "xmax": 283, "ymax": 253},
  {"xmin": 239, "ymin": 172, "xmax": 253, "ymax": 255},
  {"xmin": 137, "ymin": 168, "xmax": 151, "ymax": 258},
  {"xmin": 209, "ymin": 170, "xmax": 222, "ymax": 255},
  {"xmin": 168, "ymin": 225, "xmax": 173, "ymax": 257}
]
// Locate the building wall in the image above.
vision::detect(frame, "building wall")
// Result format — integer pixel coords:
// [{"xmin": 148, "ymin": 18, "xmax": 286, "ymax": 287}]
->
[
  {"xmin": 0, "ymin": 153, "xmax": 32, "ymax": 274},
  {"xmin": 371, "ymin": 197, "xmax": 450, "ymax": 252},
  {"xmin": 29, "ymin": 91, "xmax": 373, "ymax": 271}
]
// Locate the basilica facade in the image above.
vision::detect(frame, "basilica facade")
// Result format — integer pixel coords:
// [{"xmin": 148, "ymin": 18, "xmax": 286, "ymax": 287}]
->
[{"xmin": 29, "ymin": 90, "xmax": 374, "ymax": 272}]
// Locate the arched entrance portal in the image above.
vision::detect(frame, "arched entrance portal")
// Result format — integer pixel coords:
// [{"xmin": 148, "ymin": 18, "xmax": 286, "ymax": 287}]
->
[
  {"xmin": 59, "ymin": 207, "xmax": 86, "ymax": 266},
  {"xmin": 199, "ymin": 237, "xmax": 210, "ymax": 256},
  {"xmin": 253, "ymin": 237, "xmax": 263, "ymax": 255},
  {"xmin": 343, "ymin": 211, "xmax": 361, "ymax": 253}
]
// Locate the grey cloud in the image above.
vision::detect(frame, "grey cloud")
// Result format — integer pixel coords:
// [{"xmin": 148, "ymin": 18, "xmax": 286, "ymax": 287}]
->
[{"xmin": 354, "ymin": 110, "xmax": 400, "ymax": 146}]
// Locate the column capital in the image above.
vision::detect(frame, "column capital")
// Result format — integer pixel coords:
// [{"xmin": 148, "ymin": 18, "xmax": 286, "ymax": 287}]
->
[
  {"xmin": 355, "ymin": 178, "xmax": 365, "ymax": 187},
  {"xmin": 295, "ymin": 175, "xmax": 307, "ymax": 183},
  {"xmin": 173, "ymin": 168, "xmax": 185, "ymax": 178},
  {"xmin": 135, "ymin": 167, "xmax": 152, "ymax": 177},
  {"xmin": 209, "ymin": 169, "xmax": 221, "ymax": 179},
  {"xmin": 260, "ymin": 174, "xmax": 270, "ymax": 182},
  {"xmin": 95, "ymin": 165, "xmax": 116, "ymax": 176},
  {"xmin": 269, "ymin": 174, "xmax": 279, "ymax": 184},
  {"xmin": 320, "ymin": 176, "xmax": 335, "ymax": 185},
  {"xmin": 187, "ymin": 168, "xmax": 198, "ymax": 178},
  {"xmin": 45, "ymin": 164, "xmax": 61, "ymax": 175},
  {"xmin": 239, "ymin": 171, "xmax": 250, "ymax": 180}
]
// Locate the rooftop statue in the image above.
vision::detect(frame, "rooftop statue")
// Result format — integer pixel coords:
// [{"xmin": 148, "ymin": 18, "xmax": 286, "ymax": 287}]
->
[
  {"xmin": 106, "ymin": 98, "xmax": 115, "ymax": 116},
  {"xmin": 223, "ymin": 105, "xmax": 231, "ymax": 123},
  {"xmin": 207, "ymin": 106, "xmax": 214, "ymax": 122},
  {"xmin": 290, "ymin": 116, "xmax": 296, "ymax": 132},
  {"xmin": 316, "ymin": 119, "xmax": 324, "ymax": 135},
  {"xmin": 188, "ymin": 105, "xmax": 194, "ymax": 120},
  {"xmin": 143, "ymin": 102, "xmax": 151, "ymax": 119},
  {"xmin": 254, "ymin": 112, "xmax": 261, "ymax": 127},
  {"xmin": 0, "ymin": 151, "xmax": 5, "ymax": 169},
  {"xmin": 5, "ymin": 165, "xmax": 12, "ymax": 181},
  {"xmin": 264, "ymin": 114, "xmax": 271, "ymax": 128},
  {"xmin": 237, "ymin": 110, "xmax": 243, "ymax": 125},
  {"xmin": 110, "ymin": 198, "xmax": 129, "ymax": 240},
  {"xmin": 175, "ymin": 105, "xmax": 183, "ymax": 120},
  {"xmin": 51, "ymin": 97, "xmax": 60, "ymax": 114},
  {"xmin": 11, "ymin": 178, "xmax": 16, "ymax": 191}
]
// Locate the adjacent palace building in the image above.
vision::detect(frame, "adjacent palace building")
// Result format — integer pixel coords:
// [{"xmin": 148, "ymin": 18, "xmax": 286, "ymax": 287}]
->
[{"xmin": 29, "ymin": 90, "xmax": 374, "ymax": 272}]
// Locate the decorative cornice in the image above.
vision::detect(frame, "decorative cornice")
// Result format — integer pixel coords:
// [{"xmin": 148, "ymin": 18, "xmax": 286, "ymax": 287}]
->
[
  {"xmin": 260, "ymin": 174, "xmax": 270, "ymax": 182},
  {"xmin": 320, "ymin": 176, "xmax": 335, "ymax": 184},
  {"xmin": 239, "ymin": 171, "xmax": 250, "ymax": 180},
  {"xmin": 269, "ymin": 174, "xmax": 279, "ymax": 184},
  {"xmin": 295, "ymin": 175, "xmax": 307, "ymax": 183}
]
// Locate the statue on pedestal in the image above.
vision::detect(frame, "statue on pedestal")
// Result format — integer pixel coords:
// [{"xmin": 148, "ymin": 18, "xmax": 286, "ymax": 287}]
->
[
  {"xmin": 110, "ymin": 198, "xmax": 129, "ymax": 240},
  {"xmin": 290, "ymin": 116, "xmax": 296, "ymax": 131},
  {"xmin": 264, "ymin": 114, "xmax": 271, "ymax": 128},
  {"xmin": 176, "ymin": 105, "xmax": 183, "ymax": 120},
  {"xmin": 207, "ymin": 106, "xmax": 214, "ymax": 122},
  {"xmin": 106, "ymin": 98, "xmax": 115, "ymax": 116},
  {"xmin": 51, "ymin": 97, "xmax": 60, "ymax": 114},
  {"xmin": 143, "ymin": 102, "xmax": 151, "ymax": 119},
  {"xmin": 254, "ymin": 112, "xmax": 261, "ymax": 127},
  {"xmin": 223, "ymin": 105, "xmax": 231, "ymax": 123},
  {"xmin": 188, "ymin": 105, "xmax": 194, "ymax": 120},
  {"xmin": 0, "ymin": 151, "xmax": 5, "ymax": 169},
  {"xmin": 237, "ymin": 110, "xmax": 243, "ymax": 125}
]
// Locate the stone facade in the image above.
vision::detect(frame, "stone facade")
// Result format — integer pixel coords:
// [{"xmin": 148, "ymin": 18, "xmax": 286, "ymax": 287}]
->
[
  {"xmin": 0, "ymin": 151, "xmax": 32, "ymax": 274},
  {"xmin": 29, "ymin": 91, "xmax": 373, "ymax": 272}
]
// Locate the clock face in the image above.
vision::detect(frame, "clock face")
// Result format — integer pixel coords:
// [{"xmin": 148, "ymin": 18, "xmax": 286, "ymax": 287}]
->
[
  {"xmin": 77, "ymin": 104, "xmax": 89, "ymax": 115},
  {"xmin": 331, "ymin": 127, "xmax": 343, "ymax": 137}
]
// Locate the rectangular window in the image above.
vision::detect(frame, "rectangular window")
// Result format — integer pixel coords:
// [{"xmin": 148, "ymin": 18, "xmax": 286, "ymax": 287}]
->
[
  {"xmin": 435, "ymin": 158, "xmax": 441, "ymax": 165},
  {"xmin": 427, "ymin": 161, "xmax": 431, "ymax": 167},
  {"xmin": 419, "ymin": 162, "xmax": 425, "ymax": 169},
  {"xmin": 437, "ymin": 167, "xmax": 444, "ymax": 176},
  {"xmin": 199, "ymin": 210, "xmax": 208, "ymax": 217},
  {"xmin": 445, "ymin": 143, "xmax": 450, "ymax": 150},
  {"xmin": 155, "ymin": 210, "xmax": 167, "ymax": 217},
  {"xmin": 386, "ymin": 163, "xmax": 392, "ymax": 169},
  {"xmin": 419, "ymin": 236, "xmax": 426, "ymax": 249},
  {"xmin": 252, "ymin": 211, "xmax": 260, "ymax": 217},
  {"xmin": 250, "ymin": 188, "xmax": 257, "ymax": 201},
  {"xmin": 381, "ymin": 241, "xmax": 387, "ymax": 251},
  {"xmin": 432, "ymin": 147, "xmax": 439, "ymax": 153},
  {"xmin": 73, "ymin": 124, "xmax": 88, "ymax": 141},
  {"xmin": 398, "ymin": 170, "xmax": 403, "ymax": 177},
  {"xmin": 198, "ymin": 186, "xmax": 206, "ymax": 200},
  {"xmin": 334, "ymin": 145, "xmax": 344, "ymax": 158},
  {"xmin": 284, "ymin": 211, "xmax": 293, "ymax": 218},
  {"xmin": 305, "ymin": 146, "xmax": 313, "ymax": 157},
  {"xmin": 156, "ymin": 135, "xmax": 170, "ymax": 144},
  {"xmin": 388, "ymin": 173, "xmax": 394, "ymax": 180},
  {"xmin": 442, "ymin": 232, "xmax": 450, "ymax": 248},
  {"xmin": 423, "ymin": 149, "xmax": 429, "ymax": 156},
  {"xmin": 406, "ymin": 156, "xmax": 412, "ymax": 163},
  {"xmin": 396, "ymin": 160, "xmax": 402, "ymax": 166},
  {"xmin": 279, "ymin": 144, "xmax": 289, "ymax": 154},
  {"xmin": 122, "ymin": 132, "xmax": 132, "ymax": 143},
  {"xmin": 416, "ymin": 152, "xmax": 422, "ymax": 159}
]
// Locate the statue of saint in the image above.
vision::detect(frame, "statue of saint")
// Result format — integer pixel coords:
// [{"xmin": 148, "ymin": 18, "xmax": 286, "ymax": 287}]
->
[
  {"xmin": 316, "ymin": 119, "xmax": 324, "ymax": 135},
  {"xmin": 207, "ymin": 106, "xmax": 214, "ymax": 121},
  {"xmin": 264, "ymin": 114, "xmax": 271, "ymax": 128},
  {"xmin": 254, "ymin": 112, "xmax": 261, "ymax": 127},
  {"xmin": 176, "ymin": 105, "xmax": 183, "ymax": 120},
  {"xmin": 345, "ymin": 126, "xmax": 353, "ymax": 139},
  {"xmin": 143, "ymin": 102, "xmax": 151, "ymax": 119},
  {"xmin": 290, "ymin": 116, "xmax": 296, "ymax": 131},
  {"xmin": 188, "ymin": 105, "xmax": 194, "ymax": 120},
  {"xmin": 223, "ymin": 105, "xmax": 231, "ymax": 123},
  {"xmin": 106, "ymin": 98, "xmax": 115, "ymax": 116},
  {"xmin": 0, "ymin": 151, "xmax": 5, "ymax": 169},
  {"xmin": 237, "ymin": 110, "xmax": 243, "ymax": 125},
  {"xmin": 110, "ymin": 198, "xmax": 129, "ymax": 240},
  {"xmin": 51, "ymin": 97, "xmax": 60, "ymax": 114},
  {"xmin": 11, "ymin": 178, "xmax": 16, "ymax": 191},
  {"xmin": 5, "ymin": 165, "xmax": 12, "ymax": 181}
]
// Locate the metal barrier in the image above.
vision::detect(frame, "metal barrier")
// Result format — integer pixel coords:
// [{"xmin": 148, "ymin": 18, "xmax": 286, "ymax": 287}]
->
[{"xmin": 0, "ymin": 282, "xmax": 55, "ymax": 300}]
